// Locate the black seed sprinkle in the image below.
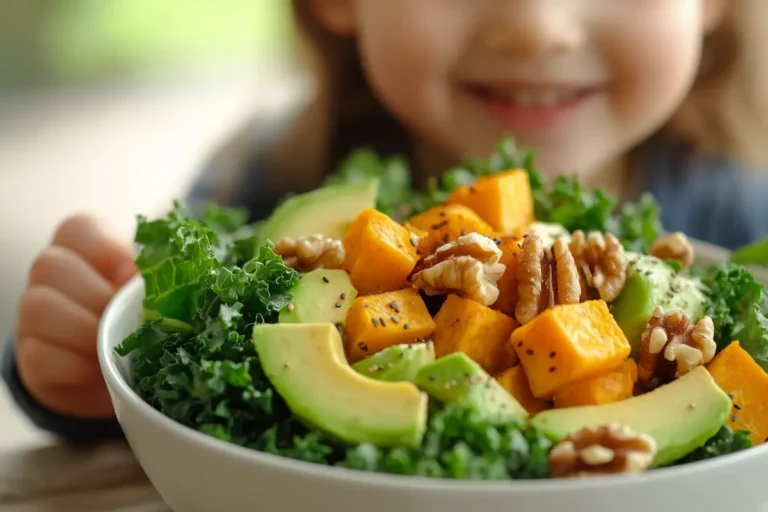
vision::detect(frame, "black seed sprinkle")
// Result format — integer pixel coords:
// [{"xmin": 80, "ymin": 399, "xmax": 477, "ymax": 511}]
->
[
  {"xmin": 494, "ymin": 237, "xmax": 502, "ymax": 245},
  {"xmin": 732, "ymin": 415, "xmax": 739, "ymax": 422},
  {"xmin": 340, "ymin": 293, "xmax": 346, "ymax": 300},
  {"xmin": 431, "ymin": 220, "xmax": 449, "ymax": 230},
  {"xmin": 380, "ymin": 317, "xmax": 387, "ymax": 327},
  {"xmin": 322, "ymin": 276, "xmax": 330, "ymax": 283},
  {"xmin": 460, "ymin": 228, "xmax": 468, "ymax": 236},
  {"xmin": 410, "ymin": 238, "xmax": 417, "ymax": 247},
  {"xmin": 358, "ymin": 342, "xmax": 368, "ymax": 352},
  {"xmin": 390, "ymin": 316, "xmax": 399, "ymax": 324},
  {"xmin": 549, "ymin": 351, "xmax": 556, "ymax": 358},
  {"xmin": 335, "ymin": 302, "xmax": 343, "ymax": 308},
  {"xmin": 517, "ymin": 341, "xmax": 523, "ymax": 348},
  {"xmin": 364, "ymin": 303, "xmax": 369, "ymax": 308},
  {"xmin": 728, "ymin": 393, "xmax": 735, "ymax": 399},
  {"xmin": 403, "ymin": 323, "xmax": 410, "ymax": 330},
  {"xmin": 389, "ymin": 301, "xmax": 400, "ymax": 313},
  {"xmin": 549, "ymin": 366, "xmax": 556, "ymax": 373},
  {"xmin": 734, "ymin": 403, "xmax": 742, "ymax": 410},
  {"xmin": 372, "ymin": 318, "xmax": 379, "ymax": 327},
  {"xmin": 428, "ymin": 375, "xmax": 437, "ymax": 382},
  {"xmin": 526, "ymin": 348, "xmax": 534, "ymax": 356},
  {"xmin": 439, "ymin": 211, "xmax": 447, "ymax": 218}
]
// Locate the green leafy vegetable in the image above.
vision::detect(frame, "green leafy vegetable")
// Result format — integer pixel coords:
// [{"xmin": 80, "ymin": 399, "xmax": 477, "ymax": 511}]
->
[
  {"xmin": 116, "ymin": 203, "xmax": 300, "ymax": 444},
  {"xmin": 674, "ymin": 426, "xmax": 752, "ymax": 465},
  {"xmin": 340, "ymin": 404, "xmax": 551, "ymax": 480},
  {"xmin": 731, "ymin": 237, "xmax": 768, "ymax": 267},
  {"xmin": 697, "ymin": 264, "xmax": 768, "ymax": 369}
]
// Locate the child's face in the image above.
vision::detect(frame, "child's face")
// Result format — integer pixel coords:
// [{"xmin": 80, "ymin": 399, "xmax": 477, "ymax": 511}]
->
[{"xmin": 314, "ymin": 0, "xmax": 724, "ymax": 178}]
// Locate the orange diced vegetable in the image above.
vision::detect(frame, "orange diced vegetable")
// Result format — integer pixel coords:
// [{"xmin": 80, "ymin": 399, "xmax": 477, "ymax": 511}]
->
[
  {"xmin": 447, "ymin": 170, "xmax": 534, "ymax": 235},
  {"xmin": 510, "ymin": 300, "xmax": 631, "ymax": 398},
  {"xmin": 552, "ymin": 359, "xmax": 638, "ymax": 408},
  {"xmin": 433, "ymin": 294, "xmax": 518, "ymax": 374},
  {"xmin": 496, "ymin": 365, "xmax": 550, "ymax": 414},
  {"xmin": 345, "ymin": 289, "xmax": 436, "ymax": 363},
  {"xmin": 707, "ymin": 341, "xmax": 768, "ymax": 445},
  {"xmin": 343, "ymin": 208, "xmax": 419, "ymax": 295},
  {"xmin": 493, "ymin": 236, "xmax": 523, "ymax": 316},
  {"xmin": 407, "ymin": 204, "xmax": 497, "ymax": 255}
]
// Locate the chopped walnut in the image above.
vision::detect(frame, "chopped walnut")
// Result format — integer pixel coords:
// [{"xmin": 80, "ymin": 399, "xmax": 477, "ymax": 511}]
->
[
  {"xmin": 515, "ymin": 236, "xmax": 581, "ymax": 325},
  {"xmin": 273, "ymin": 234, "xmax": 345, "ymax": 272},
  {"xmin": 411, "ymin": 233, "xmax": 505, "ymax": 306},
  {"xmin": 569, "ymin": 230, "xmax": 627, "ymax": 302},
  {"xmin": 638, "ymin": 307, "xmax": 716, "ymax": 389},
  {"xmin": 650, "ymin": 232, "xmax": 695, "ymax": 269},
  {"xmin": 549, "ymin": 423, "xmax": 657, "ymax": 478}
]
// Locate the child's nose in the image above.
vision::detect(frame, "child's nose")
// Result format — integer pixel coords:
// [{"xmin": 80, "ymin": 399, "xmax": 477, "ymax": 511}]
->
[{"xmin": 480, "ymin": 0, "xmax": 586, "ymax": 58}]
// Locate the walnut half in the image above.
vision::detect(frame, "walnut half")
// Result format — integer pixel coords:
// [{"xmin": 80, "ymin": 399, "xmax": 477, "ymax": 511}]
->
[
  {"xmin": 274, "ymin": 234, "xmax": 345, "ymax": 272},
  {"xmin": 549, "ymin": 423, "xmax": 657, "ymax": 478},
  {"xmin": 515, "ymin": 235, "xmax": 581, "ymax": 325},
  {"xmin": 650, "ymin": 232, "xmax": 695, "ymax": 269},
  {"xmin": 638, "ymin": 307, "xmax": 716, "ymax": 389},
  {"xmin": 569, "ymin": 230, "xmax": 627, "ymax": 302},
  {"xmin": 410, "ymin": 233, "xmax": 505, "ymax": 307}
]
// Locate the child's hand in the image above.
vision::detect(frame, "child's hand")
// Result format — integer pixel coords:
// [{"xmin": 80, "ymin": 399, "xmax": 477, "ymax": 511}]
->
[{"xmin": 15, "ymin": 214, "xmax": 137, "ymax": 419}]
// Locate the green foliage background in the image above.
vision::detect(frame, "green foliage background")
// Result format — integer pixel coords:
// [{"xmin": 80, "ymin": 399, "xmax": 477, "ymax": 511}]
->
[{"xmin": 0, "ymin": 0, "xmax": 293, "ymax": 88}]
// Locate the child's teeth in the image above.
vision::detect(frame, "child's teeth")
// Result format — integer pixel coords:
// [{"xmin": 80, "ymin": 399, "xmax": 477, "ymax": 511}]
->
[{"xmin": 488, "ymin": 88, "xmax": 578, "ymax": 106}]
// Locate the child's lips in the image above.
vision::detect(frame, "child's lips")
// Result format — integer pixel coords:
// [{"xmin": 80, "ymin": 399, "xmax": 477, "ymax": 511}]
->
[{"xmin": 467, "ymin": 84, "xmax": 602, "ymax": 133}]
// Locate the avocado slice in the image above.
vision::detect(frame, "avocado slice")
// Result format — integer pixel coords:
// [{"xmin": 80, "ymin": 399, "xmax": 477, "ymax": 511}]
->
[
  {"xmin": 253, "ymin": 323, "xmax": 427, "ymax": 447},
  {"xmin": 279, "ymin": 269, "xmax": 357, "ymax": 325},
  {"xmin": 258, "ymin": 180, "xmax": 378, "ymax": 246},
  {"xmin": 352, "ymin": 342, "xmax": 436, "ymax": 383},
  {"xmin": 415, "ymin": 353, "xmax": 528, "ymax": 420},
  {"xmin": 530, "ymin": 366, "xmax": 732, "ymax": 466},
  {"xmin": 611, "ymin": 253, "xmax": 707, "ymax": 357}
]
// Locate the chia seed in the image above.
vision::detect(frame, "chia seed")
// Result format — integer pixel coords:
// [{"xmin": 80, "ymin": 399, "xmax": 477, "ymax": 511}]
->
[
  {"xmin": 549, "ymin": 366, "xmax": 556, "ymax": 372},
  {"xmin": 526, "ymin": 348, "xmax": 534, "ymax": 356},
  {"xmin": 379, "ymin": 317, "xmax": 387, "ymax": 327},
  {"xmin": 322, "ymin": 276, "xmax": 330, "ymax": 283},
  {"xmin": 403, "ymin": 323, "xmax": 410, "ymax": 330},
  {"xmin": 371, "ymin": 318, "xmax": 379, "ymax": 327},
  {"xmin": 340, "ymin": 293, "xmax": 346, "ymax": 300},
  {"xmin": 734, "ymin": 403, "xmax": 742, "ymax": 410},
  {"xmin": 390, "ymin": 316, "xmax": 399, "ymax": 324},
  {"xmin": 549, "ymin": 351, "xmax": 556, "ymax": 358},
  {"xmin": 358, "ymin": 342, "xmax": 368, "ymax": 352},
  {"xmin": 334, "ymin": 302, "xmax": 343, "ymax": 308}
]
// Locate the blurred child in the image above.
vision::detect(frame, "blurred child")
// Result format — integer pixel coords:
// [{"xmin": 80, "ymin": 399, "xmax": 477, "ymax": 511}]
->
[{"xmin": 6, "ymin": 0, "xmax": 768, "ymax": 440}]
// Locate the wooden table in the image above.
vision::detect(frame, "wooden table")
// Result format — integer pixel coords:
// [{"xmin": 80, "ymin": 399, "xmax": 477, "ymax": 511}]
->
[{"xmin": 0, "ymin": 441, "xmax": 169, "ymax": 511}]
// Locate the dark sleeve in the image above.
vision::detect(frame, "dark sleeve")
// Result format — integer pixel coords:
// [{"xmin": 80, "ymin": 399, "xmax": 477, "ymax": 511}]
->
[
  {"xmin": 1, "ymin": 338, "xmax": 124, "ymax": 443},
  {"xmin": 643, "ymin": 137, "xmax": 768, "ymax": 250}
]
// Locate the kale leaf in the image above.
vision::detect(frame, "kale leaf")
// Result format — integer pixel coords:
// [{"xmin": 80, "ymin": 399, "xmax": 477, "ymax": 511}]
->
[
  {"xmin": 674, "ymin": 426, "xmax": 752, "ymax": 465},
  {"xmin": 697, "ymin": 263, "xmax": 768, "ymax": 369},
  {"xmin": 340, "ymin": 404, "xmax": 551, "ymax": 480},
  {"xmin": 116, "ymin": 203, "xmax": 299, "ymax": 445},
  {"xmin": 731, "ymin": 237, "xmax": 768, "ymax": 267}
]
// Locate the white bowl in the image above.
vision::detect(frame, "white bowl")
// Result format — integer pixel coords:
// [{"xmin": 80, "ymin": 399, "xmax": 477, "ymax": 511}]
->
[{"xmin": 99, "ymin": 275, "xmax": 768, "ymax": 512}]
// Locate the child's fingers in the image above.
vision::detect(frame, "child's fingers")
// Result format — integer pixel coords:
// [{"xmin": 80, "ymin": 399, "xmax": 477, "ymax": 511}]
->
[
  {"xmin": 28, "ymin": 246, "xmax": 115, "ymax": 315},
  {"xmin": 51, "ymin": 214, "xmax": 137, "ymax": 288},
  {"xmin": 17, "ymin": 336, "xmax": 113, "ymax": 418},
  {"xmin": 16, "ymin": 286, "xmax": 99, "ymax": 358}
]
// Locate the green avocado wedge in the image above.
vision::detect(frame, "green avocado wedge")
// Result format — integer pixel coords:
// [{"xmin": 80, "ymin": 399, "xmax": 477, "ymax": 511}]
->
[
  {"xmin": 352, "ymin": 342, "xmax": 435, "ymax": 383},
  {"xmin": 258, "ymin": 180, "xmax": 378, "ymax": 246},
  {"xmin": 253, "ymin": 322, "xmax": 428, "ymax": 448},
  {"xmin": 530, "ymin": 366, "xmax": 732, "ymax": 467},
  {"xmin": 415, "ymin": 353, "xmax": 528, "ymax": 421},
  {"xmin": 278, "ymin": 269, "xmax": 357, "ymax": 326}
]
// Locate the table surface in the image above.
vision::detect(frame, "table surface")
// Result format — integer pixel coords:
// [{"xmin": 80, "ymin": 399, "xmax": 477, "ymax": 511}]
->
[{"xmin": 0, "ymin": 441, "xmax": 169, "ymax": 512}]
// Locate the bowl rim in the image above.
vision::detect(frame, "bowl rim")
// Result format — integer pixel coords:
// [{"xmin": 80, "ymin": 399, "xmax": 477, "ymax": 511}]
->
[{"xmin": 98, "ymin": 274, "xmax": 768, "ymax": 493}]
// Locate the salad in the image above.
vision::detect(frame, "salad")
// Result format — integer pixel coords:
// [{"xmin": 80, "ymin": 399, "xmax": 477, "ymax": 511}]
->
[{"xmin": 116, "ymin": 137, "xmax": 768, "ymax": 480}]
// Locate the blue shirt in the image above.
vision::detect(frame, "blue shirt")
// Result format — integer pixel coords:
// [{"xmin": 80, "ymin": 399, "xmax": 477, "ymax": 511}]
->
[{"xmin": 4, "ymin": 122, "xmax": 768, "ymax": 442}]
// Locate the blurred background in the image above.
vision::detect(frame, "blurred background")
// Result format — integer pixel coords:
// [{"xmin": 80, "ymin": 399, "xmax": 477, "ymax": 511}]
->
[{"xmin": 0, "ymin": 0, "xmax": 300, "ymax": 448}]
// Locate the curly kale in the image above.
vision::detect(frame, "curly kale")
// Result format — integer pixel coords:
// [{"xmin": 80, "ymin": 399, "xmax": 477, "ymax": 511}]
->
[{"xmin": 675, "ymin": 426, "xmax": 753, "ymax": 465}]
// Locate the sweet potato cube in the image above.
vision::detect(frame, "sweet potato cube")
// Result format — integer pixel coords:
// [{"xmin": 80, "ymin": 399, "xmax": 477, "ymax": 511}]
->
[
  {"xmin": 345, "ymin": 288, "xmax": 436, "ymax": 363},
  {"xmin": 493, "ymin": 236, "xmax": 523, "ymax": 316},
  {"xmin": 510, "ymin": 300, "xmax": 631, "ymax": 398},
  {"xmin": 407, "ymin": 204, "xmax": 497, "ymax": 255},
  {"xmin": 433, "ymin": 294, "xmax": 518, "ymax": 374},
  {"xmin": 447, "ymin": 170, "xmax": 534, "ymax": 235},
  {"xmin": 496, "ymin": 365, "xmax": 550, "ymax": 414},
  {"xmin": 707, "ymin": 341, "xmax": 768, "ymax": 445},
  {"xmin": 552, "ymin": 359, "xmax": 638, "ymax": 408},
  {"xmin": 343, "ymin": 208, "xmax": 419, "ymax": 295}
]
